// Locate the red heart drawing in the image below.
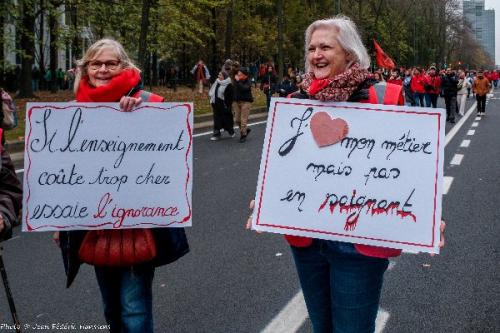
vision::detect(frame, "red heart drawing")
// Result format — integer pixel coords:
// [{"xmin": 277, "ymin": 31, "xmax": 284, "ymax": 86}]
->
[{"xmin": 309, "ymin": 111, "xmax": 349, "ymax": 147}]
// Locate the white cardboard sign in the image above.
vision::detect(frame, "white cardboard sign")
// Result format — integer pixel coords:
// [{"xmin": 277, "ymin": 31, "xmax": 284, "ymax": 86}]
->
[
  {"xmin": 253, "ymin": 98, "xmax": 445, "ymax": 254},
  {"xmin": 23, "ymin": 103, "xmax": 193, "ymax": 231}
]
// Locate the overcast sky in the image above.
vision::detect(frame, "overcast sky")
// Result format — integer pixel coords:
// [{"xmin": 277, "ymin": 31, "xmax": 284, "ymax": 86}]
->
[{"xmin": 484, "ymin": 0, "xmax": 499, "ymax": 65}]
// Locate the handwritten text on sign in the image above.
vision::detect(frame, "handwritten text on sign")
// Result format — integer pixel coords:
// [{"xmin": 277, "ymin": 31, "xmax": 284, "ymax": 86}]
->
[
  {"xmin": 253, "ymin": 98, "xmax": 445, "ymax": 253},
  {"xmin": 23, "ymin": 103, "xmax": 193, "ymax": 231}
]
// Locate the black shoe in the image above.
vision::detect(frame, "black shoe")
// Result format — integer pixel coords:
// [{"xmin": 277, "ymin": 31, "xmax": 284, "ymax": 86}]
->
[
  {"xmin": 246, "ymin": 128, "xmax": 252, "ymax": 136},
  {"xmin": 449, "ymin": 119, "xmax": 455, "ymax": 123},
  {"xmin": 210, "ymin": 134, "xmax": 221, "ymax": 141},
  {"xmin": 239, "ymin": 135, "xmax": 247, "ymax": 143}
]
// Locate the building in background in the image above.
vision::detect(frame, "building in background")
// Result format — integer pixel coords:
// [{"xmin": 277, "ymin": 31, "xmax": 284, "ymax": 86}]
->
[{"xmin": 463, "ymin": 0, "xmax": 496, "ymax": 62}]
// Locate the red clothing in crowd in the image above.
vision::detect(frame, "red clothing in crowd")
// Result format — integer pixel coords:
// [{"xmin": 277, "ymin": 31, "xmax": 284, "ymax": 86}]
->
[
  {"xmin": 491, "ymin": 71, "xmax": 499, "ymax": 81},
  {"xmin": 386, "ymin": 78, "xmax": 403, "ymax": 86},
  {"xmin": 423, "ymin": 74, "xmax": 442, "ymax": 94},
  {"xmin": 410, "ymin": 74, "xmax": 426, "ymax": 93}
]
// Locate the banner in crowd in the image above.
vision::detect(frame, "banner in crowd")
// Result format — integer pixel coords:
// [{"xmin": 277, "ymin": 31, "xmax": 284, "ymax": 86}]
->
[
  {"xmin": 252, "ymin": 98, "xmax": 445, "ymax": 253},
  {"xmin": 23, "ymin": 102, "xmax": 193, "ymax": 231}
]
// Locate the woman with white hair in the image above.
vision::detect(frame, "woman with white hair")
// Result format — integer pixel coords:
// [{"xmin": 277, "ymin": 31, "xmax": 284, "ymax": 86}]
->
[{"xmin": 248, "ymin": 16, "xmax": 444, "ymax": 333}]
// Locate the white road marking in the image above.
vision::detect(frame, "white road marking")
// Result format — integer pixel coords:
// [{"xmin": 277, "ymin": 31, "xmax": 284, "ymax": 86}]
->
[
  {"xmin": 475, "ymin": 117, "xmax": 481, "ymax": 121},
  {"xmin": 193, "ymin": 120, "xmax": 267, "ymax": 138},
  {"xmin": 260, "ymin": 292, "xmax": 391, "ymax": 333},
  {"xmin": 445, "ymin": 102, "xmax": 476, "ymax": 146},
  {"xmin": 375, "ymin": 309, "xmax": 390, "ymax": 333},
  {"xmin": 260, "ymin": 291, "xmax": 307, "ymax": 333},
  {"xmin": 460, "ymin": 140, "xmax": 470, "ymax": 147},
  {"xmin": 467, "ymin": 130, "xmax": 475, "ymax": 135},
  {"xmin": 450, "ymin": 154, "xmax": 464, "ymax": 166},
  {"xmin": 471, "ymin": 122, "xmax": 479, "ymax": 127},
  {"xmin": 443, "ymin": 176, "xmax": 454, "ymax": 195}
]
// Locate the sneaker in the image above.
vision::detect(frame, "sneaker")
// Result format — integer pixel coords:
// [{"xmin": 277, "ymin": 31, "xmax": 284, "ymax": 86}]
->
[
  {"xmin": 228, "ymin": 131, "xmax": 236, "ymax": 138},
  {"xmin": 246, "ymin": 128, "xmax": 252, "ymax": 136},
  {"xmin": 210, "ymin": 135, "xmax": 221, "ymax": 141},
  {"xmin": 239, "ymin": 135, "xmax": 247, "ymax": 143}
]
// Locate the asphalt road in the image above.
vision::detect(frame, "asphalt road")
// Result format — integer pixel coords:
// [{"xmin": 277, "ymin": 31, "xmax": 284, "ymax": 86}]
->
[{"xmin": 0, "ymin": 94, "xmax": 498, "ymax": 333}]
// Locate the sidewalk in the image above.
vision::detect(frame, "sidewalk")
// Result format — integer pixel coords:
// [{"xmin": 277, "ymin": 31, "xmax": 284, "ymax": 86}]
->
[{"xmin": 6, "ymin": 107, "xmax": 269, "ymax": 168}]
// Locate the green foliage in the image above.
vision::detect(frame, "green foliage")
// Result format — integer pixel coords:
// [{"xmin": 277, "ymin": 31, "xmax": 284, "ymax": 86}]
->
[{"xmin": 8, "ymin": 0, "xmax": 496, "ymax": 78}]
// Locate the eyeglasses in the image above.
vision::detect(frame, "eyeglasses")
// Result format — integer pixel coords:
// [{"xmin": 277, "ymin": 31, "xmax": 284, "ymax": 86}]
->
[{"xmin": 87, "ymin": 60, "xmax": 121, "ymax": 71}]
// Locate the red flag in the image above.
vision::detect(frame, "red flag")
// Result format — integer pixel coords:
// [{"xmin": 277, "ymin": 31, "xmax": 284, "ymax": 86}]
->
[{"xmin": 373, "ymin": 39, "xmax": 395, "ymax": 69}]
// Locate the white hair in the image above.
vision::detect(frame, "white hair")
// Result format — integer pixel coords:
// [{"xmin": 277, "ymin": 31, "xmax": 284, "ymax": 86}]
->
[{"xmin": 304, "ymin": 15, "xmax": 370, "ymax": 71}]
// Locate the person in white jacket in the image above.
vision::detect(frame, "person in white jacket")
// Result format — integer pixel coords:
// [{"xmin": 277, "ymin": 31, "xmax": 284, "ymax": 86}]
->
[{"xmin": 457, "ymin": 70, "xmax": 471, "ymax": 116}]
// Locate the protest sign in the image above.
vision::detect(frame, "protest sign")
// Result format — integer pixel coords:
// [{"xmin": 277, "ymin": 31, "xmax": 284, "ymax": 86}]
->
[
  {"xmin": 253, "ymin": 98, "xmax": 445, "ymax": 254},
  {"xmin": 23, "ymin": 103, "xmax": 192, "ymax": 231}
]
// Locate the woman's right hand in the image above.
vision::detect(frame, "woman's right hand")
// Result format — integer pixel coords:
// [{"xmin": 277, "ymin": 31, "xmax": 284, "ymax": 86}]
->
[
  {"xmin": 53, "ymin": 231, "xmax": 60, "ymax": 247},
  {"xmin": 119, "ymin": 96, "xmax": 142, "ymax": 112}
]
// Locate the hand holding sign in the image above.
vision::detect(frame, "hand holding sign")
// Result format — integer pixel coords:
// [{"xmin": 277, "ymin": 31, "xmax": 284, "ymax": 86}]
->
[{"xmin": 119, "ymin": 96, "xmax": 142, "ymax": 112}]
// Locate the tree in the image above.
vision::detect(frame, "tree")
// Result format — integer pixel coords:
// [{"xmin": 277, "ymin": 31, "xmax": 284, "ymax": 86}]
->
[{"xmin": 18, "ymin": 0, "xmax": 36, "ymax": 97}]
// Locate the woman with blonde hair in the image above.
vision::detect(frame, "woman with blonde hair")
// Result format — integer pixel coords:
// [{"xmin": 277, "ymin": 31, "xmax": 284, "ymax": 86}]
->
[{"xmin": 55, "ymin": 38, "xmax": 189, "ymax": 333}]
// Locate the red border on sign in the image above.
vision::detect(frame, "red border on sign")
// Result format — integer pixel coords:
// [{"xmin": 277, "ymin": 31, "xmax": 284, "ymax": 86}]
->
[
  {"xmin": 24, "ymin": 103, "xmax": 192, "ymax": 231},
  {"xmin": 255, "ymin": 101, "xmax": 442, "ymax": 248}
]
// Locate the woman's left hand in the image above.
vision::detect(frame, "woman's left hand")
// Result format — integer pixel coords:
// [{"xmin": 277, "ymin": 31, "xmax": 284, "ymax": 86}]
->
[
  {"xmin": 439, "ymin": 219, "xmax": 446, "ymax": 248},
  {"xmin": 119, "ymin": 96, "xmax": 142, "ymax": 112},
  {"xmin": 430, "ymin": 219, "xmax": 446, "ymax": 256}
]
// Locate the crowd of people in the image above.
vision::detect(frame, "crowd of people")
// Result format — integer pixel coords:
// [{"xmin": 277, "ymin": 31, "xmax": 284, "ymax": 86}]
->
[
  {"xmin": 373, "ymin": 66, "xmax": 496, "ymax": 122},
  {"xmin": 204, "ymin": 56, "xmax": 496, "ymax": 142}
]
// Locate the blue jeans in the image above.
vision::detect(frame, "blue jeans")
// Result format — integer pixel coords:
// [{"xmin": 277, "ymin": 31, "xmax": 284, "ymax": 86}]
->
[
  {"xmin": 94, "ymin": 265, "xmax": 155, "ymax": 333},
  {"xmin": 414, "ymin": 92, "xmax": 425, "ymax": 107},
  {"xmin": 291, "ymin": 240, "xmax": 389, "ymax": 333},
  {"xmin": 425, "ymin": 93, "xmax": 438, "ymax": 108}
]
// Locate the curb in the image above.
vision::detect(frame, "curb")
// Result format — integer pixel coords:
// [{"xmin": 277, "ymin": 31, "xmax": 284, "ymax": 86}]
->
[{"xmin": 6, "ymin": 107, "xmax": 269, "ymax": 158}]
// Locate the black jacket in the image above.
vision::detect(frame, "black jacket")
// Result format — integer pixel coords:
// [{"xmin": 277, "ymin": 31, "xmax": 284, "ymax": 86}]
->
[
  {"xmin": 0, "ymin": 148, "xmax": 22, "ymax": 241},
  {"xmin": 234, "ymin": 78, "xmax": 254, "ymax": 102},
  {"xmin": 441, "ymin": 74, "xmax": 459, "ymax": 97}
]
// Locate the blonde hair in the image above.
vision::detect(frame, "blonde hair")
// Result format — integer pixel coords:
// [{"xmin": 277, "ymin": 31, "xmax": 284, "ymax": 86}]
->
[
  {"xmin": 304, "ymin": 15, "xmax": 370, "ymax": 72},
  {"xmin": 73, "ymin": 38, "xmax": 140, "ymax": 92}
]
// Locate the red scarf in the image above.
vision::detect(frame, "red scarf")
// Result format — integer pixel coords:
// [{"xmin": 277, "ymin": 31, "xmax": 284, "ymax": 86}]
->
[
  {"xmin": 301, "ymin": 63, "xmax": 369, "ymax": 102},
  {"xmin": 76, "ymin": 68, "xmax": 141, "ymax": 102}
]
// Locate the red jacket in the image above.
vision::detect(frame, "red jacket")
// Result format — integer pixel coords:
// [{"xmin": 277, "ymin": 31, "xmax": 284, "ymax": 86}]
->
[
  {"xmin": 285, "ymin": 82, "xmax": 404, "ymax": 258},
  {"xmin": 423, "ymin": 74, "xmax": 441, "ymax": 94},
  {"xmin": 386, "ymin": 78, "xmax": 402, "ymax": 86},
  {"xmin": 410, "ymin": 74, "xmax": 426, "ymax": 93}
]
